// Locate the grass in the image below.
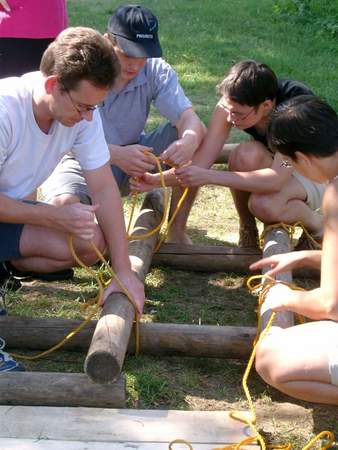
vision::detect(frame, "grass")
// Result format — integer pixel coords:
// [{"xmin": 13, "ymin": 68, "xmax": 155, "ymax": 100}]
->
[{"xmin": 4, "ymin": 0, "xmax": 338, "ymax": 447}]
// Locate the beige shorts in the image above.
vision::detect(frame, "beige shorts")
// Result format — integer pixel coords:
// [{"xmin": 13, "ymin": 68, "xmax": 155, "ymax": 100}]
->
[{"xmin": 292, "ymin": 171, "xmax": 326, "ymax": 212}]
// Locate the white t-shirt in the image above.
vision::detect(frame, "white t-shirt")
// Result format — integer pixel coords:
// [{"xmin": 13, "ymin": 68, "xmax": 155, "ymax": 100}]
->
[{"xmin": 0, "ymin": 72, "xmax": 109, "ymax": 199}]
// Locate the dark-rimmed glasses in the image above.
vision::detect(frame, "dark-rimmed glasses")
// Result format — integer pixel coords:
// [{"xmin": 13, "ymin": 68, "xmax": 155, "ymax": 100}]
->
[
  {"xmin": 65, "ymin": 89, "xmax": 97, "ymax": 114},
  {"xmin": 221, "ymin": 104, "xmax": 255, "ymax": 122}
]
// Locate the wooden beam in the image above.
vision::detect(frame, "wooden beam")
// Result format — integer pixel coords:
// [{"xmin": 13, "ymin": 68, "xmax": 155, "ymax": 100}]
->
[
  {"xmin": 0, "ymin": 372, "xmax": 125, "ymax": 407},
  {"xmin": 0, "ymin": 406, "xmax": 256, "ymax": 447},
  {"xmin": 1, "ymin": 316, "xmax": 256, "ymax": 359},
  {"xmin": 214, "ymin": 143, "xmax": 237, "ymax": 164},
  {"xmin": 152, "ymin": 242, "xmax": 319, "ymax": 278},
  {"xmin": 84, "ymin": 189, "xmax": 164, "ymax": 384},
  {"xmin": 261, "ymin": 227, "xmax": 294, "ymax": 329},
  {"xmin": 153, "ymin": 243, "xmax": 261, "ymax": 273}
]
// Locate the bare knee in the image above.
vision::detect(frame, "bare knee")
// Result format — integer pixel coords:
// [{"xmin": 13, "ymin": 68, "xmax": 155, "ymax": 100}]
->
[
  {"xmin": 50, "ymin": 194, "xmax": 81, "ymax": 206},
  {"xmin": 73, "ymin": 226, "xmax": 107, "ymax": 267},
  {"xmin": 228, "ymin": 141, "xmax": 271, "ymax": 172},
  {"xmin": 249, "ymin": 194, "xmax": 282, "ymax": 223},
  {"xmin": 255, "ymin": 337, "xmax": 287, "ymax": 388}
]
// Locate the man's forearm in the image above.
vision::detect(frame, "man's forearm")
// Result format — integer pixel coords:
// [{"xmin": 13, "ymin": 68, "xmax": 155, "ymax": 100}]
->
[
  {"xmin": 0, "ymin": 194, "xmax": 58, "ymax": 227},
  {"xmin": 92, "ymin": 188, "xmax": 131, "ymax": 272},
  {"xmin": 204, "ymin": 168, "xmax": 286, "ymax": 193}
]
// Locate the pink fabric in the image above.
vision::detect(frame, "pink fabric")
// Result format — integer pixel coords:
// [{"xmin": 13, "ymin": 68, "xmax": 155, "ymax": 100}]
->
[{"xmin": 0, "ymin": 0, "xmax": 68, "ymax": 38}]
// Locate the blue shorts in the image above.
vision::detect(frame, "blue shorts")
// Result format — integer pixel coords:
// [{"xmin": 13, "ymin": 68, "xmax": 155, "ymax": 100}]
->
[
  {"xmin": 0, "ymin": 222, "xmax": 24, "ymax": 262},
  {"xmin": 41, "ymin": 122, "xmax": 178, "ymax": 202}
]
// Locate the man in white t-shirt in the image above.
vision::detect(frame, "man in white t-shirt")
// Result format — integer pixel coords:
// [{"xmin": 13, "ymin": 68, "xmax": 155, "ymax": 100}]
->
[{"xmin": 0, "ymin": 27, "xmax": 145, "ymax": 371}]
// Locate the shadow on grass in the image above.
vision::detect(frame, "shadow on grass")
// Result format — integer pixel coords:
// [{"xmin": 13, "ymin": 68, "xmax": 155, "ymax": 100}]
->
[{"xmin": 185, "ymin": 227, "xmax": 237, "ymax": 247}]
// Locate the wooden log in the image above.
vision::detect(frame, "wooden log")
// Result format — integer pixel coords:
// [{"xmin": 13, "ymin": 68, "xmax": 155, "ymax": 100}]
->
[
  {"xmin": 84, "ymin": 189, "xmax": 164, "ymax": 384},
  {"xmin": 152, "ymin": 242, "xmax": 319, "ymax": 278},
  {"xmin": 261, "ymin": 227, "xmax": 294, "ymax": 329},
  {"xmin": 153, "ymin": 243, "xmax": 261, "ymax": 273},
  {"xmin": 0, "ymin": 372, "xmax": 125, "ymax": 407},
  {"xmin": 0, "ymin": 316, "xmax": 256, "ymax": 359},
  {"xmin": 214, "ymin": 143, "xmax": 237, "ymax": 164}
]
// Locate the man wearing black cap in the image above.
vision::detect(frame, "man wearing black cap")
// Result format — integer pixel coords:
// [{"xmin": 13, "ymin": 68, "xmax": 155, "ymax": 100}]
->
[{"xmin": 43, "ymin": 4, "xmax": 205, "ymax": 244}]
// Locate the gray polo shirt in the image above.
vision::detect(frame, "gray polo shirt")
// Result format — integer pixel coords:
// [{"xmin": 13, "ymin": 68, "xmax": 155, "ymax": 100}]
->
[{"xmin": 99, "ymin": 57, "xmax": 192, "ymax": 146}]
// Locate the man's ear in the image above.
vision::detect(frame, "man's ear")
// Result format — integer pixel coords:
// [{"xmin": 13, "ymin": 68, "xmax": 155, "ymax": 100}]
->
[
  {"xmin": 294, "ymin": 150, "xmax": 312, "ymax": 167},
  {"xmin": 44, "ymin": 75, "xmax": 58, "ymax": 95},
  {"xmin": 262, "ymin": 99, "xmax": 274, "ymax": 112}
]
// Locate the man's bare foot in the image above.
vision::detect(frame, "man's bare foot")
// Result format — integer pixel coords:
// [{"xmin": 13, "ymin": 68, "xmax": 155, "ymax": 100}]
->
[
  {"xmin": 238, "ymin": 226, "xmax": 259, "ymax": 248},
  {"xmin": 166, "ymin": 231, "xmax": 193, "ymax": 245}
]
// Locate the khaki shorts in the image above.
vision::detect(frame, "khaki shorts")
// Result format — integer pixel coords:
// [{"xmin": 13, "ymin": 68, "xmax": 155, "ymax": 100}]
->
[{"xmin": 292, "ymin": 171, "xmax": 326, "ymax": 212}]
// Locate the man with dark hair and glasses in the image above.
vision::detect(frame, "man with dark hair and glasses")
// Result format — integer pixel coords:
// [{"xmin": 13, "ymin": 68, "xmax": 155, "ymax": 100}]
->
[
  {"xmin": 0, "ymin": 27, "xmax": 145, "ymax": 371},
  {"xmin": 42, "ymin": 4, "xmax": 205, "ymax": 245},
  {"xmin": 133, "ymin": 60, "xmax": 325, "ymax": 250}
]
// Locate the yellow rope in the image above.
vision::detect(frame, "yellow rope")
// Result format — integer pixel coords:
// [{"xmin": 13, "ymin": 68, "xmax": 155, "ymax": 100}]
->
[
  {"xmin": 127, "ymin": 151, "xmax": 171, "ymax": 240},
  {"xmin": 169, "ymin": 275, "xmax": 335, "ymax": 450},
  {"xmin": 259, "ymin": 222, "xmax": 322, "ymax": 250},
  {"xmin": 126, "ymin": 151, "xmax": 189, "ymax": 248},
  {"xmin": 154, "ymin": 186, "xmax": 189, "ymax": 253},
  {"xmin": 12, "ymin": 235, "xmax": 140, "ymax": 360}
]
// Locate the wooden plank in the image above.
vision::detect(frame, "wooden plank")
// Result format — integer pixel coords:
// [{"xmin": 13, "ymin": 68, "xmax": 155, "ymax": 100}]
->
[
  {"xmin": 153, "ymin": 243, "xmax": 261, "ymax": 274},
  {"xmin": 1, "ymin": 317, "xmax": 256, "ymax": 359},
  {"xmin": 84, "ymin": 189, "xmax": 164, "ymax": 384},
  {"xmin": 0, "ymin": 372, "xmax": 125, "ymax": 408},
  {"xmin": 0, "ymin": 439, "xmax": 257, "ymax": 449},
  {"xmin": 0, "ymin": 407, "xmax": 255, "ymax": 445}
]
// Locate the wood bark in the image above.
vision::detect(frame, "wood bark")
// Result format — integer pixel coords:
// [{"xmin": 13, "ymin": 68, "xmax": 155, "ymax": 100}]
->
[
  {"xmin": 261, "ymin": 227, "xmax": 294, "ymax": 329},
  {"xmin": 0, "ymin": 316, "xmax": 255, "ymax": 359},
  {"xmin": 84, "ymin": 189, "xmax": 164, "ymax": 384},
  {"xmin": 0, "ymin": 371, "xmax": 125, "ymax": 407}
]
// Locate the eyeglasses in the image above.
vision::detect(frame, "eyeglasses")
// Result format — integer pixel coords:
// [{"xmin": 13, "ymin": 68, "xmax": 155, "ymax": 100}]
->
[
  {"xmin": 221, "ymin": 104, "xmax": 255, "ymax": 122},
  {"xmin": 65, "ymin": 90, "xmax": 97, "ymax": 114}
]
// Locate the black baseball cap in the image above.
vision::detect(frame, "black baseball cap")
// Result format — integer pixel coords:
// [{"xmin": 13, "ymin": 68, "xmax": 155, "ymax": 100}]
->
[{"xmin": 108, "ymin": 5, "xmax": 162, "ymax": 58}]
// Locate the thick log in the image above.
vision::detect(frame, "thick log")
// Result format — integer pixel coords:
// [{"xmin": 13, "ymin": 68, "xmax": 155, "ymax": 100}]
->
[
  {"xmin": 153, "ymin": 243, "xmax": 261, "ymax": 273},
  {"xmin": 214, "ymin": 143, "xmax": 237, "ymax": 164},
  {"xmin": 261, "ymin": 227, "xmax": 294, "ymax": 329},
  {"xmin": 152, "ymin": 242, "xmax": 319, "ymax": 278},
  {"xmin": 0, "ymin": 371, "xmax": 125, "ymax": 407},
  {"xmin": 1, "ymin": 316, "xmax": 256, "ymax": 359},
  {"xmin": 84, "ymin": 189, "xmax": 164, "ymax": 384}
]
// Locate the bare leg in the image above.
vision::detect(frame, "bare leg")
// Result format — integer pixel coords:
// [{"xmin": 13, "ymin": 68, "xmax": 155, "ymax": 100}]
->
[
  {"xmin": 249, "ymin": 177, "xmax": 323, "ymax": 236},
  {"xmin": 166, "ymin": 186, "xmax": 199, "ymax": 244},
  {"xmin": 12, "ymin": 223, "xmax": 105, "ymax": 272},
  {"xmin": 228, "ymin": 141, "xmax": 273, "ymax": 247},
  {"xmin": 255, "ymin": 321, "xmax": 338, "ymax": 405}
]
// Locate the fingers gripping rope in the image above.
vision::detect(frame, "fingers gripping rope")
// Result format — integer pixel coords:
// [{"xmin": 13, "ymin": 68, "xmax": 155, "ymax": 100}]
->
[{"xmin": 127, "ymin": 151, "xmax": 189, "ymax": 248}]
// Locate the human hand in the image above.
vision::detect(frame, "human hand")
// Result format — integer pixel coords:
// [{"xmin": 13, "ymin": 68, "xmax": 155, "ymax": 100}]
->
[
  {"xmin": 250, "ymin": 252, "xmax": 305, "ymax": 277},
  {"xmin": 110, "ymin": 144, "xmax": 156, "ymax": 177},
  {"xmin": 0, "ymin": 0, "xmax": 10, "ymax": 12},
  {"xmin": 102, "ymin": 270, "xmax": 145, "ymax": 316},
  {"xmin": 260, "ymin": 282, "xmax": 294, "ymax": 314},
  {"xmin": 160, "ymin": 139, "xmax": 194, "ymax": 168},
  {"xmin": 174, "ymin": 164, "xmax": 211, "ymax": 187},
  {"xmin": 129, "ymin": 172, "xmax": 159, "ymax": 193},
  {"xmin": 55, "ymin": 202, "xmax": 99, "ymax": 240}
]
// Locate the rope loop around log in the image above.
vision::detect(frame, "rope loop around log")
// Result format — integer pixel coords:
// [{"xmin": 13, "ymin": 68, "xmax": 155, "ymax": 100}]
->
[
  {"xmin": 11, "ymin": 236, "xmax": 141, "ymax": 361},
  {"xmin": 259, "ymin": 222, "xmax": 322, "ymax": 250}
]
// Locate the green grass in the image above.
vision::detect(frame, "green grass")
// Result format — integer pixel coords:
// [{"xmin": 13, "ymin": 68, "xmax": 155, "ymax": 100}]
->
[{"xmin": 5, "ymin": 0, "xmax": 338, "ymax": 447}]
